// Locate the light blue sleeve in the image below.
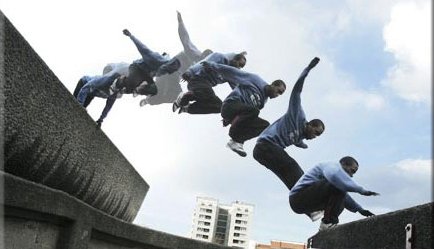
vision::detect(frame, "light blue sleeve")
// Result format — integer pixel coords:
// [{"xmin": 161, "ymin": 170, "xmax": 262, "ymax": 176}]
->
[
  {"xmin": 344, "ymin": 194, "xmax": 363, "ymax": 212},
  {"xmin": 99, "ymin": 94, "xmax": 117, "ymax": 121},
  {"xmin": 77, "ymin": 77, "xmax": 104, "ymax": 105},
  {"xmin": 322, "ymin": 166, "xmax": 365, "ymax": 193},
  {"xmin": 128, "ymin": 34, "xmax": 164, "ymax": 62},
  {"xmin": 178, "ymin": 14, "xmax": 201, "ymax": 58},
  {"xmin": 206, "ymin": 53, "xmax": 229, "ymax": 65},
  {"xmin": 207, "ymin": 62, "xmax": 254, "ymax": 86},
  {"xmin": 288, "ymin": 67, "xmax": 310, "ymax": 114},
  {"xmin": 77, "ymin": 83, "xmax": 92, "ymax": 105}
]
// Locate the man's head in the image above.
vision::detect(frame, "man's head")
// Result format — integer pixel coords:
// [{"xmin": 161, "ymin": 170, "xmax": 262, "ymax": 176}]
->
[
  {"xmin": 229, "ymin": 53, "xmax": 247, "ymax": 69},
  {"xmin": 266, "ymin": 80, "xmax": 286, "ymax": 99},
  {"xmin": 304, "ymin": 119, "xmax": 325, "ymax": 140},
  {"xmin": 339, "ymin": 156, "xmax": 359, "ymax": 177}
]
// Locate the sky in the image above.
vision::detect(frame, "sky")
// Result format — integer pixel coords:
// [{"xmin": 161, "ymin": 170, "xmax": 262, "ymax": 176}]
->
[{"xmin": 2, "ymin": 0, "xmax": 432, "ymax": 246}]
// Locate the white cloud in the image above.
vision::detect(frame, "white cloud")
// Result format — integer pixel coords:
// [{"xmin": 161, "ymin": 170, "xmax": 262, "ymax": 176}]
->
[
  {"xmin": 382, "ymin": 0, "xmax": 432, "ymax": 104},
  {"xmin": 324, "ymin": 88, "xmax": 386, "ymax": 111},
  {"xmin": 393, "ymin": 158, "xmax": 432, "ymax": 177}
]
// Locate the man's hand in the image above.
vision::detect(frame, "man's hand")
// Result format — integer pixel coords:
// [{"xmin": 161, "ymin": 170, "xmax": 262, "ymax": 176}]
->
[
  {"xmin": 177, "ymin": 11, "xmax": 182, "ymax": 22},
  {"xmin": 359, "ymin": 209, "xmax": 374, "ymax": 217},
  {"xmin": 123, "ymin": 29, "xmax": 131, "ymax": 37},
  {"xmin": 361, "ymin": 190, "xmax": 380, "ymax": 196},
  {"xmin": 96, "ymin": 119, "xmax": 103, "ymax": 128}
]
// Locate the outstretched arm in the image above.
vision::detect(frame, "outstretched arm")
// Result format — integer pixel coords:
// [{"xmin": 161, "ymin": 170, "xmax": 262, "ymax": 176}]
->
[
  {"xmin": 202, "ymin": 61, "xmax": 254, "ymax": 86},
  {"xmin": 344, "ymin": 194, "xmax": 363, "ymax": 213},
  {"xmin": 123, "ymin": 29, "xmax": 164, "ymax": 61},
  {"xmin": 177, "ymin": 11, "xmax": 201, "ymax": 58},
  {"xmin": 97, "ymin": 93, "xmax": 118, "ymax": 126},
  {"xmin": 288, "ymin": 57, "xmax": 319, "ymax": 112},
  {"xmin": 323, "ymin": 166, "xmax": 366, "ymax": 194}
]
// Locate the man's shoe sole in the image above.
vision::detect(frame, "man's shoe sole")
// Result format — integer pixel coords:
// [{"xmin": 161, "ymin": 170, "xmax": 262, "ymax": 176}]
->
[
  {"xmin": 226, "ymin": 144, "xmax": 247, "ymax": 157},
  {"xmin": 172, "ymin": 103, "xmax": 180, "ymax": 112}
]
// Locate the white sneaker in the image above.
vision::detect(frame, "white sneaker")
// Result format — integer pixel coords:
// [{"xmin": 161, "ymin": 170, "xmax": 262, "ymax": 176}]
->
[
  {"xmin": 109, "ymin": 78, "xmax": 119, "ymax": 95},
  {"xmin": 172, "ymin": 92, "xmax": 184, "ymax": 112},
  {"xmin": 139, "ymin": 98, "xmax": 148, "ymax": 107},
  {"xmin": 319, "ymin": 221, "xmax": 337, "ymax": 231},
  {"xmin": 226, "ymin": 139, "xmax": 247, "ymax": 157},
  {"xmin": 309, "ymin": 210, "xmax": 324, "ymax": 222},
  {"xmin": 133, "ymin": 90, "xmax": 139, "ymax": 97},
  {"xmin": 178, "ymin": 104, "xmax": 189, "ymax": 114}
]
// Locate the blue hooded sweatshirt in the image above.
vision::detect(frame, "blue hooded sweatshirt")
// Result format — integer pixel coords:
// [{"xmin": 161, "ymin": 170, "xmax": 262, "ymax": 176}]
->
[
  {"xmin": 204, "ymin": 62, "xmax": 268, "ymax": 109},
  {"xmin": 257, "ymin": 67, "xmax": 312, "ymax": 149},
  {"xmin": 290, "ymin": 162, "xmax": 368, "ymax": 212}
]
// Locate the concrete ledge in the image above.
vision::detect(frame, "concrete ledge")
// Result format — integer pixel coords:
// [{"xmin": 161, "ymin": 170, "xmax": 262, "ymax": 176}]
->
[
  {"xmin": 2, "ymin": 172, "xmax": 233, "ymax": 249},
  {"xmin": 1, "ymin": 10, "xmax": 148, "ymax": 222},
  {"xmin": 308, "ymin": 202, "xmax": 433, "ymax": 249}
]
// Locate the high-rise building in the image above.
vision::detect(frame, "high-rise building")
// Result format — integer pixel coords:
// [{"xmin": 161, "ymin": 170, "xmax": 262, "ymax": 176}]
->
[{"xmin": 191, "ymin": 197, "xmax": 254, "ymax": 249}]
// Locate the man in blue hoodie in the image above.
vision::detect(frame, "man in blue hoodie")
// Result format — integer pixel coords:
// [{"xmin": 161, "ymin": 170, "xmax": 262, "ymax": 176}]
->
[
  {"xmin": 76, "ymin": 73, "xmax": 124, "ymax": 127},
  {"xmin": 200, "ymin": 61, "xmax": 286, "ymax": 156},
  {"xmin": 253, "ymin": 57, "xmax": 324, "ymax": 191},
  {"xmin": 114, "ymin": 28, "xmax": 181, "ymax": 96},
  {"xmin": 289, "ymin": 156, "xmax": 379, "ymax": 230},
  {"xmin": 172, "ymin": 51, "xmax": 247, "ymax": 114}
]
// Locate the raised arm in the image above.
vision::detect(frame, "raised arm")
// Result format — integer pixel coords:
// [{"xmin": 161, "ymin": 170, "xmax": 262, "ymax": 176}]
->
[
  {"xmin": 288, "ymin": 57, "xmax": 320, "ymax": 112},
  {"xmin": 123, "ymin": 29, "xmax": 164, "ymax": 61},
  {"xmin": 177, "ymin": 11, "xmax": 201, "ymax": 58}
]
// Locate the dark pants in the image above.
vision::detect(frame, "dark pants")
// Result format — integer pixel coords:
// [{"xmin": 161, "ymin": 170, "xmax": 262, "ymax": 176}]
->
[
  {"xmin": 180, "ymin": 86, "xmax": 222, "ymax": 114},
  {"xmin": 253, "ymin": 140, "xmax": 304, "ymax": 191},
  {"xmin": 289, "ymin": 180, "xmax": 346, "ymax": 224},
  {"xmin": 221, "ymin": 100, "xmax": 269, "ymax": 143},
  {"xmin": 73, "ymin": 78, "xmax": 94, "ymax": 107}
]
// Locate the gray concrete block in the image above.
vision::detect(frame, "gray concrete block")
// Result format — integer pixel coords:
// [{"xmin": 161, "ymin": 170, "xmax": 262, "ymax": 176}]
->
[
  {"xmin": 308, "ymin": 202, "xmax": 433, "ymax": 249},
  {"xmin": 3, "ymin": 172, "xmax": 234, "ymax": 249},
  {"xmin": 1, "ymin": 10, "xmax": 148, "ymax": 222}
]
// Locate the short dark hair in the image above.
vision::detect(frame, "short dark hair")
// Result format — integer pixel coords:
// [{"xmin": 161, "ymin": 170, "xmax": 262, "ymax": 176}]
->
[
  {"xmin": 271, "ymin": 79, "xmax": 286, "ymax": 88},
  {"xmin": 233, "ymin": 53, "xmax": 246, "ymax": 62},
  {"xmin": 339, "ymin": 156, "xmax": 358, "ymax": 167},
  {"xmin": 309, "ymin": 119, "xmax": 325, "ymax": 130}
]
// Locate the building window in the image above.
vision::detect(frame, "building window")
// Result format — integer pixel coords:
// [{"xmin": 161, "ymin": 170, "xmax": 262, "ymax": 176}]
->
[
  {"xmin": 236, "ymin": 213, "xmax": 242, "ymax": 217},
  {"xmin": 197, "ymin": 227, "xmax": 210, "ymax": 232}
]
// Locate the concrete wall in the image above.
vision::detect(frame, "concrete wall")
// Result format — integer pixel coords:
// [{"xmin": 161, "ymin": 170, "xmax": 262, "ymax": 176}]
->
[
  {"xmin": 308, "ymin": 202, "xmax": 433, "ymax": 249},
  {"xmin": 1, "ymin": 10, "xmax": 148, "ymax": 222},
  {"xmin": 2, "ymin": 172, "xmax": 234, "ymax": 249}
]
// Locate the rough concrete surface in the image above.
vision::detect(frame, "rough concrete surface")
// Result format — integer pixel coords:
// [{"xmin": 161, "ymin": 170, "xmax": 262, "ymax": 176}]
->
[
  {"xmin": 308, "ymin": 202, "xmax": 433, "ymax": 249},
  {"xmin": 1, "ymin": 10, "xmax": 148, "ymax": 222},
  {"xmin": 3, "ymin": 172, "xmax": 234, "ymax": 249}
]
